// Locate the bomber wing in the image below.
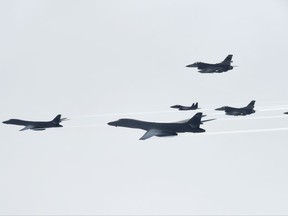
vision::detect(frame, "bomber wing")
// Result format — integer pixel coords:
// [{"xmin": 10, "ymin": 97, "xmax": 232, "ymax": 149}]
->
[
  {"xmin": 20, "ymin": 125, "xmax": 46, "ymax": 131},
  {"xmin": 140, "ymin": 129, "xmax": 177, "ymax": 140},
  {"xmin": 20, "ymin": 125, "xmax": 35, "ymax": 131}
]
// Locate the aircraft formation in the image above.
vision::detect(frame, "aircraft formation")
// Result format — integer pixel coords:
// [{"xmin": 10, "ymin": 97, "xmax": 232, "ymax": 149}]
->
[{"xmin": 2, "ymin": 55, "xmax": 287, "ymax": 140}]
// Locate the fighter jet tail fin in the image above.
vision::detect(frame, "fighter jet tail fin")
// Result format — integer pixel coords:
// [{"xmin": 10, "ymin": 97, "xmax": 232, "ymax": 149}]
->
[
  {"xmin": 221, "ymin": 54, "xmax": 233, "ymax": 65},
  {"xmin": 246, "ymin": 100, "xmax": 256, "ymax": 109},
  {"xmin": 188, "ymin": 112, "xmax": 203, "ymax": 128}
]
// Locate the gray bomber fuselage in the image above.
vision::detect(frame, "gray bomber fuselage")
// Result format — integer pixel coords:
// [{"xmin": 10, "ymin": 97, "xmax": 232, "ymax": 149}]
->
[
  {"xmin": 2, "ymin": 114, "xmax": 64, "ymax": 131},
  {"xmin": 108, "ymin": 112, "xmax": 208, "ymax": 140},
  {"xmin": 3, "ymin": 119, "xmax": 62, "ymax": 129},
  {"xmin": 108, "ymin": 118, "xmax": 204, "ymax": 133}
]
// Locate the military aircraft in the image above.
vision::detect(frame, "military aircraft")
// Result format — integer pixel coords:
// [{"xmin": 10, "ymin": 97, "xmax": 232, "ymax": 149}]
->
[
  {"xmin": 284, "ymin": 112, "xmax": 288, "ymax": 114},
  {"xmin": 215, "ymin": 100, "xmax": 256, "ymax": 116},
  {"xmin": 186, "ymin": 54, "xmax": 235, "ymax": 73},
  {"xmin": 2, "ymin": 114, "xmax": 68, "ymax": 131},
  {"xmin": 170, "ymin": 102, "xmax": 199, "ymax": 110},
  {"xmin": 107, "ymin": 112, "xmax": 214, "ymax": 140}
]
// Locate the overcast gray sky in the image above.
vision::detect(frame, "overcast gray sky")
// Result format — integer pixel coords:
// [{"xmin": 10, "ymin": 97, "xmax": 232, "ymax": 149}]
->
[{"xmin": 0, "ymin": 0, "xmax": 288, "ymax": 215}]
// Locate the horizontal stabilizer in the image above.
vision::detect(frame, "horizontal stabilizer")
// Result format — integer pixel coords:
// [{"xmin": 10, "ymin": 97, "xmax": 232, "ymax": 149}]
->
[{"xmin": 201, "ymin": 118, "xmax": 216, "ymax": 123}]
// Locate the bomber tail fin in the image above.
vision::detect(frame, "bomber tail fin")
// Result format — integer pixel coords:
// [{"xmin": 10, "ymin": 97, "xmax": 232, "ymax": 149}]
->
[
  {"xmin": 52, "ymin": 114, "xmax": 62, "ymax": 124},
  {"xmin": 188, "ymin": 112, "xmax": 203, "ymax": 128},
  {"xmin": 221, "ymin": 54, "xmax": 233, "ymax": 65}
]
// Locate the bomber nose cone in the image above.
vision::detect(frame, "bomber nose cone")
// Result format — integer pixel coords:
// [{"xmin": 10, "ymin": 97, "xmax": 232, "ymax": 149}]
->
[{"xmin": 2, "ymin": 120, "xmax": 9, "ymax": 124}]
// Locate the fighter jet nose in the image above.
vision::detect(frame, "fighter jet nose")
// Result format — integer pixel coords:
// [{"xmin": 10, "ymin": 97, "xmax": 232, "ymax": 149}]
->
[
  {"xmin": 186, "ymin": 63, "xmax": 197, "ymax": 67},
  {"xmin": 107, "ymin": 121, "xmax": 117, "ymax": 126},
  {"xmin": 215, "ymin": 106, "xmax": 226, "ymax": 111},
  {"xmin": 2, "ymin": 120, "xmax": 9, "ymax": 124},
  {"xmin": 186, "ymin": 64, "xmax": 194, "ymax": 67}
]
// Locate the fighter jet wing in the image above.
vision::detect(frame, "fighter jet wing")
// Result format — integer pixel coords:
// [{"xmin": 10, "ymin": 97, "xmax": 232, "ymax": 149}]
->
[
  {"xmin": 140, "ymin": 129, "xmax": 177, "ymax": 140},
  {"xmin": 198, "ymin": 68, "xmax": 217, "ymax": 73}
]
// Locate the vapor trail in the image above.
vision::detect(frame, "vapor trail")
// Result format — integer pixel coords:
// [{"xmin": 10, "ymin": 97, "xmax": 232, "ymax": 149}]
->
[
  {"xmin": 64, "ymin": 115, "xmax": 288, "ymax": 130},
  {"xmin": 64, "ymin": 124, "xmax": 106, "ymax": 128},
  {"xmin": 70, "ymin": 106, "xmax": 288, "ymax": 119},
  {"xmin": 216, "ymin": 115, "xmax": 288, "ymax": 121},
  {"xmin": 194, "ymin": 127, "xmax": 288, "ymax": 136}
]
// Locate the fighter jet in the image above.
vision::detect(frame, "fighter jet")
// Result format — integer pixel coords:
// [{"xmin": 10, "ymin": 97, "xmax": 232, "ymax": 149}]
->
[
  {"xmin": 215, "ymin": 100, "xmax": 256, "ymax": 116},
  {"xmin": 2, "ymin": 114, "xmax": 68, "ymax": 131},
  {"xmin": 170, "ymin": 102, "xmax": 199, "ymax": 110},
  {"xmin": 108, "ymin": 112, "xmax": 214, "ymax": 140},
  {"xmin": 186, "ymin": 54, "xmax": 234, "ymax": 73}
]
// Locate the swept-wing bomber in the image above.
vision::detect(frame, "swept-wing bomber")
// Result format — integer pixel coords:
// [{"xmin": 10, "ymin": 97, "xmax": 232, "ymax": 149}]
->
[
  {"xmin": 108, "ymin": 112, "xmax": 214, "ymax": 140},
  {"xmin": 2, "ymin": 114, "xmax": 68, "ymax": 131}
]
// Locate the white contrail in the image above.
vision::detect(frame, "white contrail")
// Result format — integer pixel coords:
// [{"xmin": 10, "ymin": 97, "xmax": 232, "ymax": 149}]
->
[
  {"xmin": 64, "ymin": 114, "xmax": 288, "ymax": 129},
  {"xmin": 257, "ymin": 107, "xmax": 288, "ymax": 111},
  {"xmin": 64, "ymin": 124, "xmax": 106, "ymax": 128},
  {"xmin": 216, "ymin": 115, "xmax": 288, "ymax": 121},
  {"xmin": 193, "ymin": 127, "xmax": 288, "ymax": 136},
  {"xmin": 70, "ymin": 110, "xmax": 176, "ymax": 119},
  {"xmin": 70, "ymin": 106, "xmax": 288, "ymax": 119}
]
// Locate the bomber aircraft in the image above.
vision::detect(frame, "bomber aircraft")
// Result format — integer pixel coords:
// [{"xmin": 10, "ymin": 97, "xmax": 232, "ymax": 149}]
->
[
  {"xmin": 2, "ymin": 114, "xmax": 68, "ymax": 131},
  {"xmin": 186, "ymin": 54, "xmax": 234, "ymax": 73},
  {"xmin": 215, "ymin": 100, "xmax": 256, "ymax": 116},
  {"xmin": 170, "ymin": 102, "xmax": 199, "ymax": 110},
  {"xmin": 108, "ymin": 112, "xmax": 214, "ymax": 140}
]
